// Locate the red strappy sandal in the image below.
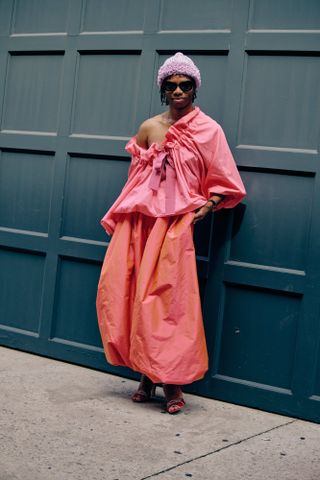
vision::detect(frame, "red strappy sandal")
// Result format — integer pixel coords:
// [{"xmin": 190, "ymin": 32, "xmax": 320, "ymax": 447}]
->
[
  {"xmin": 163, "ymin": 384, "xmax": 186, "ymax": 414},
  {"xmin": 131, "ymin": 374, "xmax": 156, "ymax": 403}
]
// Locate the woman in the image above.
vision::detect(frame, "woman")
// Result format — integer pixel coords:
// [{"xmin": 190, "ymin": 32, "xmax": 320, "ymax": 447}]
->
[{"xmin": 96, "ymin": 53, "xmax": 246, "ymax": 414}]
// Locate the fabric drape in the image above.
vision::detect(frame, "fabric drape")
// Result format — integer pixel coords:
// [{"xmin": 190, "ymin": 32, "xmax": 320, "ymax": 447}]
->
[
  {"xmin": 96, "ymin": 212, "xmax": 208, "ymax": 385},
  {"xmin": 101, "ymin": 107, "xmax": 246, "ymax": 235}
]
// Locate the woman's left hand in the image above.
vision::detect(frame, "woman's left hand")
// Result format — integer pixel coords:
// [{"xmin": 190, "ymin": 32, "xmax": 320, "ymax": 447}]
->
[{"xmin": 193, "ymin": 204, "xmax": 212, "ymax": 224}]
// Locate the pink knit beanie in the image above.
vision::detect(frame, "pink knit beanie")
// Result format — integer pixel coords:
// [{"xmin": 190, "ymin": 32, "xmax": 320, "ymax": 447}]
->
[{"xmin": 157, "ymin": 52, "xmax": 201, "ymax": 89}]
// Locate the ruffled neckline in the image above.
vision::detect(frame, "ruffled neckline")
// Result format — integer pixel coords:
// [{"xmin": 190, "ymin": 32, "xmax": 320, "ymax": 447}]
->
[
  {"xmin": 126, "ymin": 107, "xmax": 200, "ymax": 156},
  {"xmin": 166, "ymin": 106, "xmax": 199, "ymax": 132}
]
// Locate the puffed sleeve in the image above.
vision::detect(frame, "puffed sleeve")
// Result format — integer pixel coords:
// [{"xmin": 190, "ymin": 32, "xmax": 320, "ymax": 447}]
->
[{"xmin": 202, "ymin": 125, "xmax": 246, "ymax": 210}]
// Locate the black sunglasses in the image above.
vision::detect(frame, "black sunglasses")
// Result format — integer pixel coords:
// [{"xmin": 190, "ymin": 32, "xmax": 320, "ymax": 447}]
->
[{"xmin": 163, "ymin": 80, "xmax": 194, "ymax": 92}]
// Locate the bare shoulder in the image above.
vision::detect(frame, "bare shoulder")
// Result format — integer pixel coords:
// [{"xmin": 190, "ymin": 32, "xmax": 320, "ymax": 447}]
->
[
  {"xmin": 136, "ymin": 114, "xmax": 163, "ymax": 148},
  {"xmin": 138, "ymin": 114, "xmax": 162, "ymax": 131}
]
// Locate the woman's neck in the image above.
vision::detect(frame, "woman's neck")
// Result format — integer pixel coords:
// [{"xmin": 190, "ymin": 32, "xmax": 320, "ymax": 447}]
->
[{"xmin": 167, "ymin": 104, "xmax": 194, "ymax": 123}]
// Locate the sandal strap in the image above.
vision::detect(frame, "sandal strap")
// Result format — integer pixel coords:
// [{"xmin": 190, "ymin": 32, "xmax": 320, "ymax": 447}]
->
[
  {"xmin": 167, "ymin": 398, "xmax": 185, "ymax": 408},
  {"xmin": 131, "ymin": 377, "xmax": 156, "ymax": 402},
  {"xmin": 134, "ymin": 389, "xmax": 149, "ymax": 398}
]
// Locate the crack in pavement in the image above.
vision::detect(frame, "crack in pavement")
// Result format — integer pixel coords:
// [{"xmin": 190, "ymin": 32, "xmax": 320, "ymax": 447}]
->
[{"xmin": 139, "ymin": 419, "xmax": 297, "ymax": 479}]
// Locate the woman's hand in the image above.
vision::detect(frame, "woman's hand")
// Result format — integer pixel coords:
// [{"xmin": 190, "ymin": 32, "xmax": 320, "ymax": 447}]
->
[
  {"xmin": 193, "ymin": 195, "xmax": 224, "ymax": 224},
  {"xmin": 193, "ymin": 203, "xmax": 212, "ymax": 224}
]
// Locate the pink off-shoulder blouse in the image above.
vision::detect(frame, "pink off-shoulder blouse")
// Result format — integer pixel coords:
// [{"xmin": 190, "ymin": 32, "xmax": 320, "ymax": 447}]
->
[{"xmin": 101, "ymin": 107, "xmax": 246, "ymax": 235}]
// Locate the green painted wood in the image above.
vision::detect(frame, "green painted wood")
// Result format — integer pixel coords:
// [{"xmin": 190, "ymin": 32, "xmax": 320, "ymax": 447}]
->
[{"xmin": 0, "ymin": 0, "xmax": 319, "ymax": 422}]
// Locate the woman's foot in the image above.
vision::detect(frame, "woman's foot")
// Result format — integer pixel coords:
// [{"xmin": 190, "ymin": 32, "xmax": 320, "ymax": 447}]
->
[
  {"xmin": 131, "ymin": 374, "xmax": 155, "ymax": 403},
  {"xmin": 163, "ymin": 384, "xmax": 185, "ymax": 414}
]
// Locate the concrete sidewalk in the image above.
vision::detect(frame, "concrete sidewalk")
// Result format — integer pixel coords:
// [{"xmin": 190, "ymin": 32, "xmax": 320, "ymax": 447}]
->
[{"xmin": 0, "ymin": 346, "xmax": 319, "ymax": 480}]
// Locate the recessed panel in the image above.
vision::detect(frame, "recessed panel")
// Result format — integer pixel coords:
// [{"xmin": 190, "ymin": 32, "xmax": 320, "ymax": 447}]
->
[
  {"xmin": 230, "ymin": 170, "xmax": 313, "ymax": 270},
  {"xmin": 0, "ymin": 0, "xmax": 12, "ymax": 35},
  {"xmin": 314, "ymin": 371, "xmax": 320, "ymax": 398},
  {"xmin": 61, "ymin": 155, "xmax": 129, "ymax": 241},
  {"xmin": 250, "ymin": 0, "xmax": 320, "ymax": 29},
  {"xmin": 239, "ymin": 55, "xmax": 320, "ymax": 150},
  {"xmin": 217, "ymin": 285, "xmax": 300, "ymax": 390},
  {"xmin": 153, "ymin": 53, "xmax": 228, "ymax": 123},
  {"xmin": 82, "ymin": 0, "xmax": 145, "ymax": 32},
  {"xmin": 2, "ymin": 53, "xmax": 63, "ymax": 133},
  {"xmin": 160, "ymin": 0, "xmax": 233, "ymax": 30},
  {"xmin": 13, "ymin": 0, "xmax": 68, "ymax": 34},
  {"xmin": 313, "ymin": 335, "xmax": 320, "ymax": 397},
  {"xmin": 0, "ymin": 248, "xmax": 45, "ymax": 333},
  {"xmin": 0, "ymin": 150, "xmax": 53, "ymax": 233},
  {"xmin": 52, "ymin": 257, "xmax": 103, "ymax": 348},
  {"xmin": 72, "ymin": 53, "xmax": 141, "ymax": 137}
]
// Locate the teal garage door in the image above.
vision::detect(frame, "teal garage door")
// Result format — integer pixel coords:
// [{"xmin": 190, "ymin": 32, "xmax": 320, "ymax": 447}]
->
[{"xmin": 0, "ymin": 0, "xmax": 320, "ymax": 422}]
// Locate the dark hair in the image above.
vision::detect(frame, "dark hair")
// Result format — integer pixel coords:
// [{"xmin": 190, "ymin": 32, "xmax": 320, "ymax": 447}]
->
[{"xmin": 160, "ymin": 77, "xmax": 197, "ymax": 105}]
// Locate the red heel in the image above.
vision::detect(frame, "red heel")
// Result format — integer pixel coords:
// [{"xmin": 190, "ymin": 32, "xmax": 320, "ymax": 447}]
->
[
  {"xmin": 163, "ymin": 384, "xmax": 185, "ymax": 414},
  {"xmin": 131, "ymin": 375, "xmax": 155, "ymax": 403}
]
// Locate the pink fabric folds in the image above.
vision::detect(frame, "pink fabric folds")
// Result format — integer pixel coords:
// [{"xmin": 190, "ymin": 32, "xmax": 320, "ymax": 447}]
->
[
  {"xmin": 96, "ymin": 211, "xmax": 208, "ymax": 385},
  {"xmin": 148, "ymin": 151, "xmax": 176, "ymax": 214},
  {"xmin": 101, "ymin": 107, "xmax": 246, "ymax": 236}
]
